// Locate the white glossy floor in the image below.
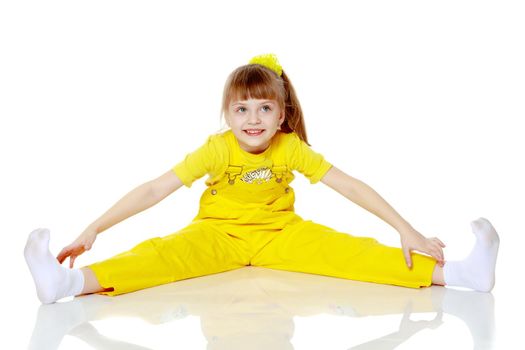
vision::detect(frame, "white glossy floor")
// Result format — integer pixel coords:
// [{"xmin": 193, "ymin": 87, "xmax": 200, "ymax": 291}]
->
[{"xmin": 20, "ymin": 266, "xmax": 513, "ymax": 350}]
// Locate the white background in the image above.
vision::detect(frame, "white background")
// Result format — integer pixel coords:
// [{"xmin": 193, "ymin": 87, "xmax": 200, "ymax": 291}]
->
[{"xmin": 1, "ymin": 0, "xmax": 524, "ymax": 348}]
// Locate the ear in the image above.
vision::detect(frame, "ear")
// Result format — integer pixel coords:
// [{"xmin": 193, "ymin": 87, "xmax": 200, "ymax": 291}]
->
[{"xmin": 279, "ymin": 111, "xmax": 285, "ymax": 127}]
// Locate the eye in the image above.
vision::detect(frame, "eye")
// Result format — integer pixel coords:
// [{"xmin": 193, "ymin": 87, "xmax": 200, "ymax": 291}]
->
[
  {"xmin": 236, "ymin": 107, "xmax": 246, "ymax": 113},
  {"xmin": 262, "ymin": 105, "xmax": 272, "ymax": 112}
]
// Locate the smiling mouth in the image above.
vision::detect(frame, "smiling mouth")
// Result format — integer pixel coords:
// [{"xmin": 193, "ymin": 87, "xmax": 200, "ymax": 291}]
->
[{"xmin": 244, "ymin": 129, "xmax": 265, "ymax": 136}]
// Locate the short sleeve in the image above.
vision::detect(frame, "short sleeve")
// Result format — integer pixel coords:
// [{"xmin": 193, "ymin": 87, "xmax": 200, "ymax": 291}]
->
[
  {"xmin": 287, "ymin": 133, "xmax": 333, "ymax": 184},
  {"xmin": 171, "ymin": 134, "xmax": 224, "ymax": 188}
]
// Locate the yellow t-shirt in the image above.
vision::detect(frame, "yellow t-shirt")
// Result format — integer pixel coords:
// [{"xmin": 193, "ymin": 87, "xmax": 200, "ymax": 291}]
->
[{"xmin": 172, "ymin": 129, "xmax": 332, "ymax": 189}]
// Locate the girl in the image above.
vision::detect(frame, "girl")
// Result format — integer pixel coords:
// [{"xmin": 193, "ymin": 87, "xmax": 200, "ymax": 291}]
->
[{"xmin": 24, "ymin": 54, "xmax": 500, "ymax": 304}]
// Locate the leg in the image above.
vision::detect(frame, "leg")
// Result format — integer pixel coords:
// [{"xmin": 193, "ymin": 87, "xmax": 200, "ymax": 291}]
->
[
  {"xmin": 432, "ymin": 265, "xmax": 445, "ymax": 286},
  {"xmin": 25, "ymin": 221, "xmax": 251, "ymax": 303},
  {"xmin": 80, "ymin": 266, "xmax": 106, "ymax": 295},
  {"xmin": 251, "ymin": 220, "xmax": 437, "ymax": 288},
  {"xmin": 86, "ymin": 220, "xmax": 251, "ymax": 296}
]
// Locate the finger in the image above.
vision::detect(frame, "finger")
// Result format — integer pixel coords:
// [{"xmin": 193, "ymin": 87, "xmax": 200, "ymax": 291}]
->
[
  {"xmin": 427, "ymin": 247, "xmax": 442, "ymax": 265},
  {"xmin": 437, "ymin": 254, "xmax": 444, "ymax": 265},
  {"xmin": 435, "ymin": 256, "xmax": 444, "ymax": 267},
  {"xmin": 429, "ymin": 250, "xmax": 439, "ymax": 263},
  {"xmin": 432, "ymin": 248, "xmax": 443, "ymax": 261},
  {"xmin": 57, "ymin": 249, "xmax": 70, "ymax": 264},
  {"xmin": 70, "ymin": 255, "xmax": 76, "ymax": 268},
  {"xmin": 437, "ymin": 246, "xmax": 444, "ymax": 261},
  {"xmin": 432, "ymin": 237, "xmax": 446, "ymax": 247},
  {"xmin": 402, "ymin": 246, "xmax": 412, "ymax": 269},
  {"xmin": 59, "ymin": 244, "xmax": 74, "ymax": 255},
  {"xmin": 56, "ymin": 247, "xmax": 67, "ymax": 259},
  {"xmin": 429, "ymin": 241, "xmax": 444, "ymax": 259},
  {"xmin": 430, "ymin": 245, "xmax": 442, "ymax": 261}
]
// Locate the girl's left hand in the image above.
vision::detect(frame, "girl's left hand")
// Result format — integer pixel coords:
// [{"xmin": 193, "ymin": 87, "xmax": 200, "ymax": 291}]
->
[{"xmin": 399, "ymin": 227, "xmax": 446, "ymax": 269}]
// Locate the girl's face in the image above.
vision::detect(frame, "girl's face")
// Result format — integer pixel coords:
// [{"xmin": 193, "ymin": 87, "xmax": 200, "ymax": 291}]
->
[{"xmin": 226, "ymin": 98, "xmax": 285, "ymax": 155}]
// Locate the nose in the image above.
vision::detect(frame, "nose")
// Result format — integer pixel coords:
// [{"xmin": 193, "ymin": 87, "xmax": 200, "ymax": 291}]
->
[{"xmin": 247, "ymin": 111, "xmax": 262, "ymax": 125}]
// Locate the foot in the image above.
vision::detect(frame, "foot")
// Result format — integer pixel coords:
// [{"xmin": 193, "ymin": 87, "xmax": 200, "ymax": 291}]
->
[
  {"xmin": 24, "ymin": 228, "xmax": 84, "ymax": 304},
  {"xmin": 443, "ymin": 217, "xmax": 500, "ymax": 292}
]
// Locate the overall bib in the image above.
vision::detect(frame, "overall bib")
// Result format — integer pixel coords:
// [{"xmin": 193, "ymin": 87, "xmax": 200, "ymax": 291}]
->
[{"xmin": 88, "ymin": 137, "xmax": 436, "ymax": 296}]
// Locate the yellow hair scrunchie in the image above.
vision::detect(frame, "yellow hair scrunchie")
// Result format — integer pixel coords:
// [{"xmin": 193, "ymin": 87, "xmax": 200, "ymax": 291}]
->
[{"xmin": 248, "ymin": 53, "xmax": 283, "ymax": 77}]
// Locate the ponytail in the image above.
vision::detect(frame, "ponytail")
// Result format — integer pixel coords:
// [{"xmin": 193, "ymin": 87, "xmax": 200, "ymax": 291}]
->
[{"xmin": 280, "ymin": 71, "xmax": 310, "ymax": 146}]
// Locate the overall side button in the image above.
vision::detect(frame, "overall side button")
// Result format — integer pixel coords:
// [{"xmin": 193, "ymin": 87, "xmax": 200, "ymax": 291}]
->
[{"xmin": 211, "ymin": 189, "xmax": 218, "ymax": 195}]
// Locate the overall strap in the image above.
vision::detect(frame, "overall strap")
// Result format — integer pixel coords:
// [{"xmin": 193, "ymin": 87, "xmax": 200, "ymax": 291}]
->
[
  {"xmin": 269, "ymin": 134, "xmax": 288, "ymax": 183},
  {"xmin": 223, "ymin": 132, "xmax": 289, "ymax": 185},
  {"xmin": 224, "ymin": 134, "xmax": 244, "ymax": 185}
]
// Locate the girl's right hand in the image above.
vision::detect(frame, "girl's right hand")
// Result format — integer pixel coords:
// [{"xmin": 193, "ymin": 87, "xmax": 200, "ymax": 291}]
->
[{"xmin": 57, "ymin": 228, "xmax": 98, "ymax": 268}]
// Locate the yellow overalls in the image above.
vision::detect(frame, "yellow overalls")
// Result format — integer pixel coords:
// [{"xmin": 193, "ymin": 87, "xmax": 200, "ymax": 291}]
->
[{"xmin": 88, "ymin": 131, "xmax": 436, "ymax": 296}]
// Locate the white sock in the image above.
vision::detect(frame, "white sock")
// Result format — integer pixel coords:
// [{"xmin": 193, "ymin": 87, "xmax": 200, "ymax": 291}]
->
[
  {"xmin": 24, "ymin": 228, "xmax": 85, "ymax": 304},
  {"xmin": 443, "ymin": 217, "xmax": 500, "ymax": 292}
]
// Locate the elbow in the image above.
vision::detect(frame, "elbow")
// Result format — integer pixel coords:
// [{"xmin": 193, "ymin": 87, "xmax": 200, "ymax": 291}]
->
[
  {"xmin": 145, "ymin": 181, "xmax": 159, "ymax": 202},
  {"xmin": 322, "ymin": 166, "xmax": 359, "ymax": 199},
  {"xmin": 345, "ymin": 175, "xmax": 365, "ymax": 201}
]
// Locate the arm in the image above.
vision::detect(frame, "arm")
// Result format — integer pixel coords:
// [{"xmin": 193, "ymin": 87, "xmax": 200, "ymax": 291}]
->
[
  {"xmin": 320, "ymin": 166, "xmax": 411, "ymax": 233},
  {"xmin": 88, "ymin": 169, "xmax": 184, "ymax": 234},
  {"xmin": 320, "ymin": 166, "xmax": 445, "ymax": 267},
  {"xmin": 57, "ymin": 170, "xmax": 184, "ymax": 267},
  {"xmin": 349, "ymin": 303, "xmax": 443, "ymax": 350}
]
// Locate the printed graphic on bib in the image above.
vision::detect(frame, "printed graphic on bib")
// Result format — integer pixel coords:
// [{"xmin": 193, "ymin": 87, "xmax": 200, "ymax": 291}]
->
[{"xmin": 240, "ymin": 167, "xmax": 273, "ymax": 184}]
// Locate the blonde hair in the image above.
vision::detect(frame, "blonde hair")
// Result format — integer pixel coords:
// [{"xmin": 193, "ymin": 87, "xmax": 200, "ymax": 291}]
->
[{"xmin": 219, "ymin": 63, "xmax": 311, "ymax": 146}]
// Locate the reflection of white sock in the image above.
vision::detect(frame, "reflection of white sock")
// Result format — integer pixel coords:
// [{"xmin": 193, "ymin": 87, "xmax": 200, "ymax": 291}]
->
[
  {"xmin": 24, "ymin": 228, "xmax": 85, "ymax": 304},
  {"xmin": 431, "ymin": 287, "xmax": 495, "ymax": 349},
  {"xmin": 28, "ymin": 295, "xmax": 108, "ymax": 350},
  {"xmin": 443, "ymin": 218, "xmax": 500, "ymax": 292},
  {"xmin": 28, "ymin": 300, "xmax": 87, "ymax": 350}
]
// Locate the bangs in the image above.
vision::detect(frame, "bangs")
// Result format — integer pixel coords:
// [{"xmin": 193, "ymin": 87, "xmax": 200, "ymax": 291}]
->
[{"xmin": 223, "ymin": 64, "xmax": 285, "ymax": 110}]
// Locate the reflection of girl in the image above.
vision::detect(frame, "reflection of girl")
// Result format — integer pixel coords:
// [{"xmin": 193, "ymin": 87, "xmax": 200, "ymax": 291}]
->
[
  {"xmin": 28, "ymin": 268, "xmax": 494, "ymax": 349},
  {"xmin": 25, "ymin": 54, "xmax": 499, "ymax": 304}
]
